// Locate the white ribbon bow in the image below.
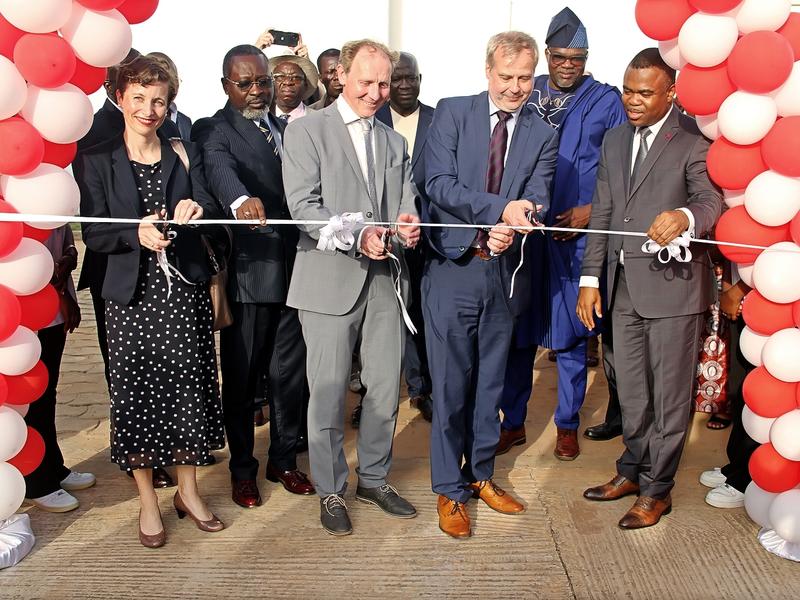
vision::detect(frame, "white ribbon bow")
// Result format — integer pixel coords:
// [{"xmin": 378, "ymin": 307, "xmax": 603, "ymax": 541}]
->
[
  {"xmin": 316, "ymin": 212, "xmax": 365, "ymax": 252},
  {"xmin": 641, "ymin": 231, "xmax": 693, "ymax": 264}
]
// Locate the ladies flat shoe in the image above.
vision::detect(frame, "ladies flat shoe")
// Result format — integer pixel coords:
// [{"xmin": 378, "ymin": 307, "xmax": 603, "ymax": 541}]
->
[{"xmin": 173, "ymin": 492, "xmax": 225, "ymax": 532}]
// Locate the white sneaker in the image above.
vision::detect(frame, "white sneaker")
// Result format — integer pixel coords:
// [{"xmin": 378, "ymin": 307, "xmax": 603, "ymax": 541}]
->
[
  {"xmin": 705, "ymin": 483, "xmax": 745, "ymax": 508},
  {"xmin": 700, "ymin": 467, "xmax": 727, "ymax": 488},
  {"xmin": 60, "ymin": 471, "xmax": 96, "ymax": 491},
  {"xmin": 27, "ymin": 489, "xmax": 79, "ymax": 513}
]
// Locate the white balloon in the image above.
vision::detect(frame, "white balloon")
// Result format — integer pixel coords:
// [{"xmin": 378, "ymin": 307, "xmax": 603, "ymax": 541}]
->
[
  {"xmin": 696, "ymin": 114, "xmax": 720, "ymax": 141},
  {"xmin": 6, "ymin": 403, "xmax": 28, "ymax": 418},
  {"xmin": 744, "ymin": 171, "xmax": 800, "ymax": 227},
  {"xmin": 762, "ymin": 327, "xmax": 800, "ymax": 382},
  {"xmin": 768, "ymin": 489, "xmax": 800, "ymax": 543},
  {"xmin": 737, "ymin": 262, "xmax": 755, "ymax": 287},
  {"xmin": 0, "ymin": 461, "xmax": 26, "ymax": 521},
  {"xmin": 735, "ymin": 0, "xmax": 791, "ymax": 35},
  {"xmin": 20, "ymin": 83, "xmax": 93, "ymax": 145},
  {"xmin": 770, "ymin": 409, "xmax": 800, "ymax": 461},
  {"xmin": 740, "ymin": 325, "xmax": 770, "ymax": 367},
  {"xmin": 724, "ymin": 188, "xmax": 746, "ymax": 209},
  {"xmin": 0, "ymin": 164, "xmax": 80, "ymax": 230},
  {"xmin": 743, "ymin": 405, "xmax": 776, "ymax": 444},
  {"xmin": 0, "ymin": 56, "xmax": 28, "ymax": 121},
  {"xmin": 745, "ymin": 481, "xmax": 778, "ymax": 529},
  {"xmin": 773, "ymin": 62, "xmax": 800, "ymax": 118},
  {"xmin": 0, "ymin": 327, "xmax": 41, "ymax": 377},
  {"xmin": 0, "ymin": 238, "xmax": 53, "ymax": 296},
  {"xmin": 0, "ymin": 406, "xmax": 27, "ymax": 463},
  {"xmin": 753, "ymin": 242, "xmax": 800, "ymax": 304},
  {"xmin": 659, "ymin": 38, "xmax": 687, "ymax": 71},
  {"xmin": 0, "ymin": 0, "xmax": 72, "ymax": 33},
  {"xmin": 678, "ymin": 13, "xmax": 739, "ymax": 68},
  {"xmin": 717, "ymin": 92, "xmax": 778, "ymax": 146},
  {"xmin": 60, "ymin": 5, "xmax": 132, "ymax": 68}
]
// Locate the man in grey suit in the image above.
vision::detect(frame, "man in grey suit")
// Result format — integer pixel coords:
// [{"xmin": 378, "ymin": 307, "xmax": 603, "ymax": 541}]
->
[
  {"xmin": 282, "ymin": 39, "xmax": 421, "ymax": 536},
  {"xmin": 577, "ymin": 48, "xmax": 722, "ymax": 529}
]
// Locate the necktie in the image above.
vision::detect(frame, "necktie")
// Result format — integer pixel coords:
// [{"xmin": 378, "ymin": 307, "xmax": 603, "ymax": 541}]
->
[
  {"xmin": 360, "ymin": 118, "xmax": 378, "ymax": 210},
  {"xmin": 278, "ymin": 113, "xmax": 290, "ymax": 123},
  {"xmin": 631, "ymin": 126, "xmax": 651, "ymax": 184},
  {"xmin": 477, "ymin": 110, "xmax": 512, "ymax": 250},
  {"xmin": 258, "ymin": 121, "xmax": 280, "ymax": 160}
]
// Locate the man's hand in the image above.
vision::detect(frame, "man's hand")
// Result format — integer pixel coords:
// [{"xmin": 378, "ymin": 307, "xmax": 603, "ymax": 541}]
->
[
  {"xmin": 52, "ymin": 251, "xmax": 78, "ymax": 292},
  {"xmin": 173, "ymin": 199, "xmax": 203, "ymax": 225},
  {"xmin": 396, "ymin": 213, "xmax": 420, "ymax": 249},
  {"xmin": 647, "ymin": 210, "xmax": 690, "ymax": 247},
  {"xmin": 576, "ymin": 287, "xmax": 602, "ymax": 331},
  {"xmin": 60, "ymin": 293, "xmax": 81, "ymax": 334},
  {"xmin": 553, "ymin": 204, "xmax": 591, "ymax": 241},
  {"xmin": 255, "ymin": 29, "xmax": 274, "ymax": 49},
  {"xmin": 291, "ymin": 35, "xmax": 308, "ymax": 58},
  {"xmin": 487, "ymin": 225, "xmax": 515, "ymax": 255},
  {"xmin": 138, "ymin": 211, "xmax": 171, "ymax": 252},
  {"xmin": 235, "ymin": 197, "xmax": 267, "ymax": 227},
  {"xmin": 720, "ymin": 282, "xmax": 749, "ymax": 320},
  {"xmin": 501, "ymin": 199, "xmax": 536, "ymax": 232},
  {"xmin": 360, "ymin": 226, "xmax": 392, "ymax": 260}
]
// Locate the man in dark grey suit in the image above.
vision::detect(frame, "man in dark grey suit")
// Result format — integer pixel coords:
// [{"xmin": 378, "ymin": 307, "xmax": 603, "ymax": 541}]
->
[
  {"xmin": 283, "ymin": 39, "xmax": 421, "ymax": 536},
  {"xmin": 577, "ymin": 48, "xmax": 722, "ymax": 529}
]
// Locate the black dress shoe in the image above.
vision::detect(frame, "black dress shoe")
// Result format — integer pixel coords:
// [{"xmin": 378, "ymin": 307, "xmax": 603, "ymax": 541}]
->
[
  {"xmin": 583, "ymin": 422, "xmax": 623, "ymax": 441},
  {"xmin": 410, "ymin": 395, "xmax": 433, "ymax": 422},
  {"xmin": 356, "ymin": 484, "xmax": 417, "ymax": 518},
  {"xmin": 320, "ymin": 494, "xmax": 352, "ymax": 536}
]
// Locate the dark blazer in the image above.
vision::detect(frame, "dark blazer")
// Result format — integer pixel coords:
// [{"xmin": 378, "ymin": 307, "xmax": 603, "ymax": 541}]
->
[
  {"xmin": 175, "ymin": 110, "xmax": 193, "ymax": 141},
  {"xmin": 73, "ymin": 135, "xmax": 222, "ymax": 305},
  {"xmin": 193, "ymin": 103, "xmax": 296, "ymax": 304},
  {"xmin": 581, "ymin": 107, "xmax": 723, "ymax": 318}
]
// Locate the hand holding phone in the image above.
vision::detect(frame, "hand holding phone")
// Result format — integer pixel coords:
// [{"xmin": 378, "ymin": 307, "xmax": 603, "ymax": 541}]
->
[{"xmin": 269, "ymin": 29, "xmax": 300, "ymax": 48}]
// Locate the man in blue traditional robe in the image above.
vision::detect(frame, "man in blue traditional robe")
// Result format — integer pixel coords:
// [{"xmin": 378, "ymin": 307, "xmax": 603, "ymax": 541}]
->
[{"xmin": 497, "ymin": 7, "xmax": 627, "ymax": 459}]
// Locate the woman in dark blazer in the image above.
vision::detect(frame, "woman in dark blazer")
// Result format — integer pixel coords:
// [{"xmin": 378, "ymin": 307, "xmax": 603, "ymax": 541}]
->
[{"xmin": 74, "ymin": 56, "xmax": 226, "ymax": 548}]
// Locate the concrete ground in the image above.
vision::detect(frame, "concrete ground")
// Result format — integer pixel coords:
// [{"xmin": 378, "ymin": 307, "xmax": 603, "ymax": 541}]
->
[{"xmin": 2, "ymin": 241, "xmax": 799, "ymax": 599}]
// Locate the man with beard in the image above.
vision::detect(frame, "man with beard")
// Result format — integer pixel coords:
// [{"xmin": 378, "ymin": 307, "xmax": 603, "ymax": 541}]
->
[
  {"xmin": 499, "ymin": 7, "xmax": 627, "ymax": 461},
  {"xmin": 195, "ymin": 45, "xmax": 314, "ymax": 509},
  {"xmin": 309, "ymin": 48, "xmax": 342, "ymax": 109},
  {"xmin": 268, "ymin": 55, "xmax": 320, "ymax": 123}
]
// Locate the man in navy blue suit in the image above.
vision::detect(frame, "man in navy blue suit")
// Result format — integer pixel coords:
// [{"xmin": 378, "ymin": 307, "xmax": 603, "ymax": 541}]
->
[{"xmin": 423, "ymin": 31, "xmax": 558, "ymax": 538}]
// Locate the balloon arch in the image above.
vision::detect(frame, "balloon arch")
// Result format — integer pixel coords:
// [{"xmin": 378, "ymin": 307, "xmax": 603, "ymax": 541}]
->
[{"xmin": 1, "ymin": 0, "xmax": 799, "ymax": 564}]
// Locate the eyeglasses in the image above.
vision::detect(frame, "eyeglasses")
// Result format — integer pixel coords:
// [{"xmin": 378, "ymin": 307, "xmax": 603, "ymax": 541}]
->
[
  {"xmin": 273, "ymin": 74, "xmax": 306, "ymax": 86},
  {"xmin": 547, "ymin": 52, "xmax": 588, "ymax": 66},
  {"xmin": 224, "ymin": 76, "xmax": 273, "ymax": 90}
]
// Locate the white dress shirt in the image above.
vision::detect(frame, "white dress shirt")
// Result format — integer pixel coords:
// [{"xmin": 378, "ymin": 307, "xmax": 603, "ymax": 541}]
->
[
  {"xmin": 390, "ymin": 106, "xmax": 419, "ymax": 157},
  {"xmin": 275, "ymin": 103, "xmax": 307, "ymax": 123},
  {"xmin": 336, "ymin": 97, "xmax": 376, "ymax": 186}
]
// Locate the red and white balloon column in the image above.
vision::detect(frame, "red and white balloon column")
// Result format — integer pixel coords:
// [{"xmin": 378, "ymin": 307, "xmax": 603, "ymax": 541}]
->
[
  {"xmin": 0, "ymin": 0, "xmax": 158, "ymax": 530},
  {"xmin": 637, "ymin": 0, "xmax": 800, "ymax": 557}
]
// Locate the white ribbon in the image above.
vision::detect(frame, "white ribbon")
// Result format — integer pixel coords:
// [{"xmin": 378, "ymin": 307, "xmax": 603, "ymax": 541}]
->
[
  {"xmin": 316, "ymin": 212, "xmax": 365, "ymax": 252},
  {"xmin": 155, "ymin": 248, "xmax": 197, "ymax": 299},
  {"xmin": 641, "ymin": 231, "xmax": 693, "ymax": 264},
  {"xmin": 385, "ymin": 249, "xmax": 418, "ymax": 335}
]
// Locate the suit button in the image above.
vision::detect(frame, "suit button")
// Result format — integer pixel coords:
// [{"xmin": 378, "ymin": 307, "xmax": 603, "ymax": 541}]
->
[
  {"xmin": 623, "ymin": 217, "xmax": 632, "ymax": 223},
  {"xmin": 366, "ymin": 211, "xmax": 373, "ymax": 218},
  {"xmin": 459, "ymin": 246, "xmax": 466, "ymax": 252}
]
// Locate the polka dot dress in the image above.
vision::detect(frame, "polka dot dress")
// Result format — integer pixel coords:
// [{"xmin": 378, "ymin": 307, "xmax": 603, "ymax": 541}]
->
[{"xmin": 105, "ymin": 160, "xmax": 224, "ymax": 471}]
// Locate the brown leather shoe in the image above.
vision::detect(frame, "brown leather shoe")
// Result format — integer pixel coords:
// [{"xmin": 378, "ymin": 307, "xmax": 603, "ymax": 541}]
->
[
  {"xmin": 618, "ymin": 495, "xmax": 672, "ymax": 529},
  {"xmin": 231, "ymin": 477, "xmax": 262, "ymax": 508},
  {"xmin": 174, "ymin": 492, "xmax": 225, "ymax": 532},
  {"xmin": 266, "ymin": 462, "xmax": 315, "ymax": 495},
  {"xmin": 468, "ymin": 480, "xmax": 525, "ymax": 514},
  {"xmin": 583, "ymin": 475, "xmax": 640, "ymax": 501},
  {"xmin": 138, "ymin": 509, "xmax": 165, "ymax": 549},
  {"xmin": 495, "ymin": 426, "xmax": 526, "ymax": 456},
  {"xmin": 437, "ymin": 495, "xmax": 471, "ymax": 538},
  {"xmin": 555, "ymin": 427, "xmax": 580, "ymax": 461}
]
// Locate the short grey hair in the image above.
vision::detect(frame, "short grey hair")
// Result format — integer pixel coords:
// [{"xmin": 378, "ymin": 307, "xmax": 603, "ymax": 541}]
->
[{"xmin": 486, "ymin": 31, "xmax": 539, "ymax": 68}]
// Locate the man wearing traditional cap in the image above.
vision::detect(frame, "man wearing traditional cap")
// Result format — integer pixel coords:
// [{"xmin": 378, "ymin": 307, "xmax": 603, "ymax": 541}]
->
[
  {"xmin": 498, "ymin": 7, "xmax": 626, "ymax": 460},
  {"xmin": 268, "ymin": 54, "xmax": 320, "ymax": 122}
]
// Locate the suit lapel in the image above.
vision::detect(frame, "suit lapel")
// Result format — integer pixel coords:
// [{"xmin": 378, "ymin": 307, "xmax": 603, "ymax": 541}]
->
[
  {"xmin": 621, "ymin": 124, "xmax": 634, "ymax": 200},
  {"xmin": 225, "ymin": 104, "xmax": 272, "ymax": 159},
  {"xmin": 628, "ymin": 108, "xmax": 681, "ymax": 201},
  {"xmin": 411, "ymin": 104, "xmax": 433, "ymax": 170},
  {"xmin": 374, "ymin": 123, "xmax": 387, "ymax": 217},
  {"xmin": 110, "ymin": 142, "xmax": 143, "ymax": 217},
  {"xmin": 471, "ymin": 93, "xmax": 491, "ymax": 190},
  {"xmin": 500, "ymin": 105, "xmax": 532, "ymax": 197},
  {"xmin": 159, "ymin": 140, "xmax": 178, "ymax": 209},
  {"xmin": 326, "ymin": 107, "xmax": 369, "ymax": 193}
]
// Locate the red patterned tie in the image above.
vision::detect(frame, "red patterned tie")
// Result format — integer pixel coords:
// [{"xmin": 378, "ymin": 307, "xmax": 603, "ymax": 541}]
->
[{"xmin": 477, "ymin": 110, "xmax": 512, "ymax": 251}]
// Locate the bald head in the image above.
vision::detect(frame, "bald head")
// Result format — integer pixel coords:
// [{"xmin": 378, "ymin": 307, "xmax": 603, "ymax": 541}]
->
[{"xmin": 390, "ymin": 51, "xmax": 421, "ymax": 116}]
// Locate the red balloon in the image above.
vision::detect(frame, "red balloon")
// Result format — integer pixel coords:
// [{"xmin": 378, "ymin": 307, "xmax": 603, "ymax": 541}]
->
[
  {"xmin": 2, "ymin": 361, "xmax": 48, "ymax": 405},
  {"xmin": 742, "ymin": 291, "xmax": 797, "ymax": 335},
  {"xmin": 728, "ymin": 32, "xmax": 794, "ymax": 94},
  {"xmin": 117, "ymin": 0, "xmax": 159, "ymax": 24},
  {"xmin": 7, "ymin": 427, "xmax": 45, "ymax": 476},
  {"xmin": 0, "ymin": 200, "xmax": 24, "ymax": 259},
  {"xmin": 42, "ymin": 140, "xmax": 77, "ymax": 168},
  {"xmin": 0, "ymin": 15, "xmax": 24, "ymax": 59},
  {"xmin": 744, "ymin": 367, "xmax": 798, "ymax": 418},
  {"xmin": 762, "ymin": 117, "xmax": 800, "ymax": 178},
  {"xmin": 676, "ymin": 62, "xmax": 736, "ymax": 117},
  {"xmin": 0, "ymin": 284, "xmax": 21, "ymax": 342},
  {"xmin": 635, "ymin": 0, "xmax": 696, "ymax": 41},
  {"xmin": 707, "ymin": 137, "xmax": 767, "ymax": 191},
  {"xmin": 18, "ymin": 284, "xmax": 59, "ymax": 332},
  {"xmin": 0, "ymin": 374, "xmax": 7, "ymax": 406},
  {"xmin": 794, "ymin": 300, "xmax": 800, "ymax": 329},
  {"xmin": 0, "ymin": 117, "xmax": 45, "ymax": 176},
  {"xmin": 22, "ymin": 224, "xmax": 52, "ymax": 243},
  {"xmin": 13, "ymin": 33, "xmax": 77, "ymax": 89},
  {"xmin": 69, "ymin": 59, "xmax": 106, "ymax": 95},
  {"xmin": 689, "ymin": 0, "xmax": 741, "ymax": 12},
  {"xmin": 77, "ymin": 0, "xmax": 126, "ymax": 9},
  {"xmin": 792, "ymin": 211, "xmax": 800, "ymax": 246},
  {"xmin": 778, "ymin": 13, "xmax": 800, "ymax": 61},
  {"xmin": 750, "ymin": 443, "xmax": 800, "ymax": 493},
  {"xmin": 714, "ymin": 206, "xmax": 792, "ymax": 263}
]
